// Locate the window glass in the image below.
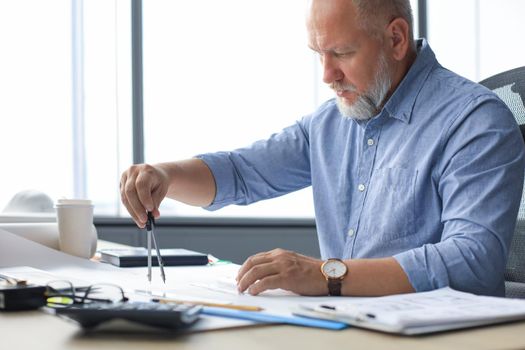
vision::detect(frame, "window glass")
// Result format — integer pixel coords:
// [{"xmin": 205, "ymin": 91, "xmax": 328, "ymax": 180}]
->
[
  {"xmin": 142, "ymin": 1, "xmax": 319, "ymax": 218},
  {"xmin": 83, "ymin": 0, "xmax": 132, "ymax": 216},
  {"xmin": 0, "ymin": 0, "xmax": 132, "ymax": 216},
  {"xmin": 427, "ymin": 0, "xmax": 525, "ymax": 81},
  {"xmin": 142, "ymin": 0, "xmax": 419, "ymax": 218},
  {"xmin": 0, "ymin": 1, "xmax": 73, "ymax": 211}
]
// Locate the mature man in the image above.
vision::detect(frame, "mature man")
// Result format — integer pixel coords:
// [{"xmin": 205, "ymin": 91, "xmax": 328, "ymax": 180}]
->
[{"xmin": 120, "ymin": 0, "xmax": 524, "ymax": 297}]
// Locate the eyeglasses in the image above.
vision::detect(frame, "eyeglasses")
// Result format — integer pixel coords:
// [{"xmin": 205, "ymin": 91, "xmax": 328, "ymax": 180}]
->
[{"xmin": 45, "ymin": 280, "xmax": 128, "ymax": 308}]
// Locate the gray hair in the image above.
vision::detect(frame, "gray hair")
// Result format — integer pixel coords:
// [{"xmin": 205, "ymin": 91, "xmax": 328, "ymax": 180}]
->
[{"xmin": 352, "ymin": 0, "xmax": 415, "ymax": 44}]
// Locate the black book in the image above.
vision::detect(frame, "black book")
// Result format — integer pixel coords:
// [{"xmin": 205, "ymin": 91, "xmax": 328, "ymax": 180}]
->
[{"xmin": 99, "ymin": 248, "xmax": 208, "ymax": 267}]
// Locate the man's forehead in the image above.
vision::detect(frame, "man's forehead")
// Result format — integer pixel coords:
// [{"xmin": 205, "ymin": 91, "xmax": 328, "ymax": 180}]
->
[
  {"xmin": 306, "ymin": 0, "xmax": 357, "ymax": 26},
  {"xmin": 308, "ymin": 0, "xmax": 355, "ymax": 15},
  {"xmin": 306, "ymin": 0, "xmax": 362, "ymax": 51},
  {"xmin": 307, "ymin": 38, "xmax": 359, "ymax": 53},
  {"xmin": 307, "ymin": 22, "xmax": 361, "ymax": 53}
]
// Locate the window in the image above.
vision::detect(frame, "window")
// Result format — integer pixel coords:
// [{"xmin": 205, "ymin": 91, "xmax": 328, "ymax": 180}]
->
[
  {"xmin": 427, "ymin": 0, "xmax": 525, "ymax": 81},
  {"xmin": 142, "ymin": 0, "xmax": 419, "ymax": 218},
  {"xmin": 142, "ymin": 1, "xmax": 319, "ymax": 218},
  {"xmin": 0, "ymin": 0, "xmax": 420, "ymax": 219},
  {"xmin": 83, "ymin": 0, "xmax": 132, "ymax": 215},
  {"xmin": 0, "ymin": 1, "xmax": 73, "ymax": 210},
  {"xmin": 0, "ymin": 0, "xmax": 131, "ymax": 216}
]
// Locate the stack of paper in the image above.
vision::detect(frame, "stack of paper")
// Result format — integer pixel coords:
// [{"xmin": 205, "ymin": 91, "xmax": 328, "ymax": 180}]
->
[{"xmin": 293, "ymin": 287, "xmax": 525, "ymax": 335}]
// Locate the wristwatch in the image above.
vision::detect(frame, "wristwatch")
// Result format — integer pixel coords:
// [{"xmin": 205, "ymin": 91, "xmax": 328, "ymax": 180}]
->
[{"xmin": 321, "ymin": 258, "xmax": 348, "ymax": 296}]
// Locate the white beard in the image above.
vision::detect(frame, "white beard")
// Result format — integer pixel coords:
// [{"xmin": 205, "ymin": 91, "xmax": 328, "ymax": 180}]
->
[{"xmin": 334, "ymin": 53, "xmax": 392, "ymax": 121}]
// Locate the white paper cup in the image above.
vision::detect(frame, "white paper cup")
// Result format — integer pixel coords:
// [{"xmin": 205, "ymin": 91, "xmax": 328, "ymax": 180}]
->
[{"xmin": 55, "ymin": 199, "xmax": 97, "ymax": 258}]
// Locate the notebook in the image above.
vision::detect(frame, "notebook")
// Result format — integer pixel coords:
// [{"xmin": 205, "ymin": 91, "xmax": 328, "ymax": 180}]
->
[
  {"xmin": 99, "ymin": 248, "xmax": 208, "ymax": 267},
  {"xmin": 292, "ymin": 287, "xmax": 525, "ymax": 335}
]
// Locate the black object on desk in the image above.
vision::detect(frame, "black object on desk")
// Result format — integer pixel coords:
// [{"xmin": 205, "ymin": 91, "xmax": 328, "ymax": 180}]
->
[
  {"xmin": 100, "ymin": 248, "xmax": 208, "ymax": 267},
  {"xmin": 54, "ymin": 301, "xmax": 202, "ymax": 330},
  {"xmin": 0, "ymin": 284, "xmax": 46, "ymax": 311}
]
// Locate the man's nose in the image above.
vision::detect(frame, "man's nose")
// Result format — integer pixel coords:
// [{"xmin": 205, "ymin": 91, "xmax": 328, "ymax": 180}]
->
[{"xmin": 321, "ymin": 54, "xmax": 343, "ymax": 85}]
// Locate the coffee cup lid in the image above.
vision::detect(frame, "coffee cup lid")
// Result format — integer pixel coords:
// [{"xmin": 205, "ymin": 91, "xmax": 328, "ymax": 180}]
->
[{"xmin": 56, "ymin": 199, "xmax": 92, "ymax": 206}]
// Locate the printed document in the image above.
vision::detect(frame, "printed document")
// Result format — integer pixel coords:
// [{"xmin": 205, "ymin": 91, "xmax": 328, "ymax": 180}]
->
[{"xmin": 294, "ymin": 287, "xmax": 525, "ymax": 334}]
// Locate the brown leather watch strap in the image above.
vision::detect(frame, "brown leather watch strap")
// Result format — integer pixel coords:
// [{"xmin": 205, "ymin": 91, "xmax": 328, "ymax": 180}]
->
[{"xmin": 327, "ymin": 278, "xmax": 342, "ymax": 296}]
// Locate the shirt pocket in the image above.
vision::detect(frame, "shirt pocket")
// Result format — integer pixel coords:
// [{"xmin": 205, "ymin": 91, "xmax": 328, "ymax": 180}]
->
[{"xmin": 359, "ymin": 168, "xmax": 418, "ymax": 241}]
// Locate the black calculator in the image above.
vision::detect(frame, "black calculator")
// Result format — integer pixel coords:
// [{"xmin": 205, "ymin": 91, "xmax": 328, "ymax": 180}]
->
[{"xmin": 54, "ymin": 301, "xmax": 201, "ymax": 330}]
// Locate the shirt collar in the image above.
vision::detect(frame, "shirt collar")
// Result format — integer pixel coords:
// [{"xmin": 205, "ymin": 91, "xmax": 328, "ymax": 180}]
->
[{"xmin": 382, "ymin": 39, "xmax": 437, "ymax": 124}]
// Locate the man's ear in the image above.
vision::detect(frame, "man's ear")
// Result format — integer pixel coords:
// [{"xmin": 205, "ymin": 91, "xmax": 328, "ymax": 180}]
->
[{"xmin": 385, "ymin": 17, "xmax": 411, "ymax": 61}]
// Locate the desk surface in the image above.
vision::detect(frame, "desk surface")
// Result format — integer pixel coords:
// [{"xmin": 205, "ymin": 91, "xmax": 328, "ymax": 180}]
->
[
  {"xmin": 2, "ymin": 240, "xmax": 523, "ymax": 349},
  {"xmin": 1, "ymin": 310, "xmax": 524, "ymax": 350}
]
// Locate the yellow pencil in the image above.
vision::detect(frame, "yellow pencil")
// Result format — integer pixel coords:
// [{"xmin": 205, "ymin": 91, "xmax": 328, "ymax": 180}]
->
[{"xmin": 154, "ymin": 297, "xmax": 263, "ymax": 311}]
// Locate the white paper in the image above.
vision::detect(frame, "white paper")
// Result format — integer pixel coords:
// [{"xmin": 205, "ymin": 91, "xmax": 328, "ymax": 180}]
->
[
  {"xmin": 0, "ymin": 229, "xmax": 309, "ymax": 330},
  {"xmin": 296, "ymin": 287, "xmax": 525, "ymax": 334},
  {"xmin": 0, "ymin": 266, "xmax": 91, "ymax": 288},
  {"xmin": 0, "ymin": 223, "xmax": 60, "ymax": 249},
  {"xmin": 0, "ymin": 228, "xmax": 141, "ymax": 286},
  {"xmin": 144, "ymin": 263, "xmax": 334, "ymax": 317},
  {"xmin": 0, "ymin": 221, "xmax": 98, "ymax": 258}
]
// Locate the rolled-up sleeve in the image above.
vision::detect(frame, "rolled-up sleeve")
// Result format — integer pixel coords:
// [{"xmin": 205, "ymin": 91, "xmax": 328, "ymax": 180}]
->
[
  {"xmin": 196, "ymin": 119, "xmax": 312, "ymax": 211},
  {"xmin": 394, "ymin": 97, "xmax": 525, "ymax": 296}
]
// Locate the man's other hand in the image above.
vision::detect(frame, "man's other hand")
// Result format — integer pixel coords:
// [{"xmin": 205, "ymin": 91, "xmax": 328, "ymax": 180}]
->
[{"xmin": 236, "ymin": 248, "xmax": 328, "ymax": 296}]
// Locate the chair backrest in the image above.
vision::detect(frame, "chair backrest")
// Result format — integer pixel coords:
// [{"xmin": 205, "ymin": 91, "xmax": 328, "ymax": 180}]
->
[{"xmin": 479, "ymin": 66, "xmax": 525, "ymax": 298}]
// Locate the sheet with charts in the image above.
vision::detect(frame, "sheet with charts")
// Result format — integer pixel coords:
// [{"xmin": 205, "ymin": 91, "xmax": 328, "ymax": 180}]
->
[{"xmin": 293, "ymin": 287, "xmax": 525, "ymax": 335}]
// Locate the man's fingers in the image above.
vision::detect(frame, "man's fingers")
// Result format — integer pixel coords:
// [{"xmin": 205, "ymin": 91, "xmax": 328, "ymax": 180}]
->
[
  {"xmin": 247, "ymin": 275, "xmax": 282, "ymax": 296},
  {"xmin": 122, "ymin": 173, "xmax": 148, "ymax": 226},
  {"xmin": 237, "ymin": 262, "xmax": 279, "ymax": 294},
  {"xmin": 121, "ymin": 165, "xmax": 160, "ymax": 224},
  {"xmin": 119, "ymin": 164, "xmax": 168, "ymax": 227},
  {"xmin": 151, "ymin": 185, "xmax": 168, "ymax": 217},
  {"xmin": 151, "ymin": 207, "xmax": 161, "ymax": 219},
  {"xmin": 120, "ymin": 196, "xmax": 142, "ymax": 228},
  {"xmin": 135, "ymin": 171, "xmax": 155, "ymax": 212},
  {"xmin": 120, "ymin": 171, "xmax": 141, "ymax": 225},
  {"xmin": 236, "ymin": 252, "xmax": 272, "ymax": 282},
  {"xmin": 236, "ymin": 249, "xmax": 326, "ymax": 296}
]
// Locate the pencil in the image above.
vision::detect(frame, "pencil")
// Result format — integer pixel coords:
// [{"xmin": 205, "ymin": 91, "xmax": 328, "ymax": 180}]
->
[{"xmin": 153, "ymin": 297, "xmax": 264, "ymax": 311}]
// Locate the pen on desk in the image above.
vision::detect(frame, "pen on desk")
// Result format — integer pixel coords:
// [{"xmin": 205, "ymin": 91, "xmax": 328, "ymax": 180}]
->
[
  {"xmin": 320, "ymin": 304, "xmax": 336, "ymax": 310},
  {"xmin": 319, "ymin": 304, "xmax": 376, "ymax": 320},
  {"xmin": 152, "ymin": 297, "xmax": 263, "ymax": 311},
  {"xmin": 147, "ymin": 212, "xmax": 166, "ymax": 284}
]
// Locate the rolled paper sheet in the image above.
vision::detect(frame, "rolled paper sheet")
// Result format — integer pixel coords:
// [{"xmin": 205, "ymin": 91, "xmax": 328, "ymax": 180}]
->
[{"xmin": 0, "ymin": 222, "xmax": 97, "ymax": 258}]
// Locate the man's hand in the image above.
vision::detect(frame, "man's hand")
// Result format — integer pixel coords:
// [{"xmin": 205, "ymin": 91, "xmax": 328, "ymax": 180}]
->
[
  {"xmin": 120, "ymin": 164, "xmax": 169, "ymax": 228},
  {"xmin": 236, "ymin": 248, "xmax": 328, "ymax": 296}
]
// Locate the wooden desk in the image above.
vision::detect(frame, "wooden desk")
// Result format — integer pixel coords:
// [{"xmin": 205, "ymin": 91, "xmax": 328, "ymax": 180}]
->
[{"xmin": 1, "ymin": 310, "xmax": 524, "ymax": 350}]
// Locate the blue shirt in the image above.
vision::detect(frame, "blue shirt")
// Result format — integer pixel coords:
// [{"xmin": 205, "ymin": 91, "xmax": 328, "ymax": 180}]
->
[{"xmin": 198, "ymin": 40, "xmax": 525, "ymax": 296}]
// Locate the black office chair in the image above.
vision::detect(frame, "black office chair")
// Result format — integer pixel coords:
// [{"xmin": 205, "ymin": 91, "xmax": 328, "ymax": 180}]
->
[{"xmin": 479, "ymin": 66, "xmax": 525, "ymax": 298}]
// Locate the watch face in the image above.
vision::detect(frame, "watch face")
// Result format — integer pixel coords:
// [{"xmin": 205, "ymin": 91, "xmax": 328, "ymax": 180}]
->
[{"xmin": 322, "ymin": 259, "xmax": 347, "ymax": 279}]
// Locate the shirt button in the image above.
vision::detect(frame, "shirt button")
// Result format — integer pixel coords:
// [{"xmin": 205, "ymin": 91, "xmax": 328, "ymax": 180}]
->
[
  {"xmin": 358, "ymin": 184, "xmax": 365, "ymax": 192},
  {"xmin": 367, "ymin": 138, "xmax": 374, "ymax": 146},
  {"xmin": 347, "ymin": 229, "xmax": 355, "ymax": 237}
]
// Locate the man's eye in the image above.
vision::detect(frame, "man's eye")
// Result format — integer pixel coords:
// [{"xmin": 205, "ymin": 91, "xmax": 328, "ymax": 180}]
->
[{"xmin": 334, "ymin": 52, "xmax": 353, "ymax": 59}]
